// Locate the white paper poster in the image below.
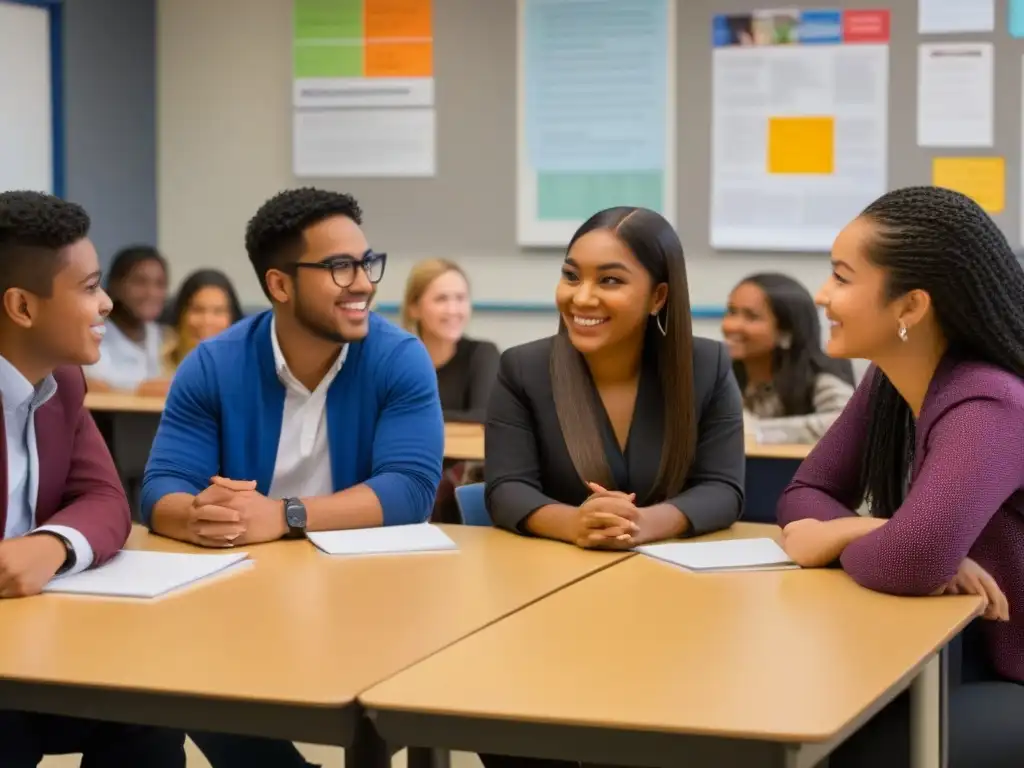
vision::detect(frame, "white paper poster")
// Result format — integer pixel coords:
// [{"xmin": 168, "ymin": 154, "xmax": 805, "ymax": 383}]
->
[
  {"xmin": 917, "ymin": 43, "xmax": 994, "ymax": 148},
  {"xmin": 918, "ymin": 0, "xmax": 995, "ymax": 34},
  {"xmin": 710, "ymin": 9, "xmax": 890, "ymax": 251}
]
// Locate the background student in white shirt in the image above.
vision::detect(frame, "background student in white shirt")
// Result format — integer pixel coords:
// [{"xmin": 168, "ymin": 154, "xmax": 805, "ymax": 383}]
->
[{"xmin": 84, "ymin": 245, "xmax": 171, "ymax": 395}]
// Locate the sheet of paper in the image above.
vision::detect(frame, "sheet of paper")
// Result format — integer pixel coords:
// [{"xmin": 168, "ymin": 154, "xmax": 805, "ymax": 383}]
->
[
  {"xmin": 43, "ymin": 551, "xmax": 251, "ymax": 599},
  {"xmin": 917, "ymin": 43, "xmax": 993, "ymax": 147},
  {"xmin": 918, "ymin": 0, "xmax": 994, "ymax": 34},
  {"xmin": 292, "ymin": 0, "xmax": 435, "ymax": 177},
  {"xmin": 637, "ymin": 538, "xmax": 797, "ymax": 572},
  {"xmin": 932, "ymin": 157, "xmax": 1004, "ymax": 213},
  {"xmin": 307, "ymin": 523, "xmax": 458, "ymax": 557},
  {"xmin": 710, "ymin": 9, "xmax": 890, "ymax": 251}
]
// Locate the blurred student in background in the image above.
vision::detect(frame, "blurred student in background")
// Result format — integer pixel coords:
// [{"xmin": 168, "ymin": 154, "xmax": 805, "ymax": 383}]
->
[
  {"xmin": 84, "ymin": 245, "xmax": 170, "ymax": 395},
  {"xmin": 162, "ymin": 268, "xmax": 244, "ymax": 374},
  {"xmin": 723, "ymin": 272, "xmax": 854, "ymax": 444},
  {"xmin": 484, "ymin": 207, "xmax": 744, "ymax": 564},
  {"xmin": 401, "ymin": 258, "xmax": 498, "ymax": 423}
]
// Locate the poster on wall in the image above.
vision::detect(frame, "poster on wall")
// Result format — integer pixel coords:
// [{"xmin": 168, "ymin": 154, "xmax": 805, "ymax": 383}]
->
[
  {"xmin": 516, "ymin": 0, "xmax": 677, "ymax": 247},
  {"xmin": 292, "ymin": 0, "xmax": 436, "ymax": 178},
  {"xmin": 709, "ymin": 8, "xmax": 890, "ymax": 251},
  {"xmin": 917, "ymin": 43, "xmax": 993, "ymax": 148}
]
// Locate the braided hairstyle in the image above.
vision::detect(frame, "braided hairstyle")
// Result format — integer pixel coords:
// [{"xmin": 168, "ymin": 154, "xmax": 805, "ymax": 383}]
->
[{"xmin": 857, "ymin": 186, "xmax": 1024, "ymax": 517}]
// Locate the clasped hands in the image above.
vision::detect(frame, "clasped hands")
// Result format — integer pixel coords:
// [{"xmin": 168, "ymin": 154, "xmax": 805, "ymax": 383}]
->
[
  {"xmin": 573, "ymin": 482, "xmax": 645, "ymax": 550},
  {"xmin": 782, "ymin": 518, "xmax": 1009, "ymax": 621},
  {"xmin": 188, "ymin": 476, "xmax": 287, "ymax": 548}
]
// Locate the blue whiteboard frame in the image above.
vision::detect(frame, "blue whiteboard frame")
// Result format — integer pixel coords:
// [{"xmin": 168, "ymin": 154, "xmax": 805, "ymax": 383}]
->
[{"xmin": 3, "ymin": 0, "xmax": 64, "ymax": 197}]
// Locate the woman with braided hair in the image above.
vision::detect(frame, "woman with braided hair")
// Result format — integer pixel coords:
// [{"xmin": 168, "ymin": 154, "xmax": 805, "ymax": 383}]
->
[{"xmin": 778, "ymin": 186, "xmax": 1024, "ymax": 766}]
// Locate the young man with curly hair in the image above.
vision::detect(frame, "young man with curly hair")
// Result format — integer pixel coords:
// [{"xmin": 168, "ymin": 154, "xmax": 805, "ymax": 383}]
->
[
  {"xmin": 0, "ymin": 191, "xmax": 186, "ymax": 766},
  {"xmin": 141, "ymin": 188, "xmax": 444, "ymax": 766}
]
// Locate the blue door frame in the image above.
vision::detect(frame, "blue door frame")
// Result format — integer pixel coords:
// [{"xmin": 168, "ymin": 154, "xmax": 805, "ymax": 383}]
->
[{"xmin": 3, "ymin": 0, "xmax": 64, "ymax": 197}]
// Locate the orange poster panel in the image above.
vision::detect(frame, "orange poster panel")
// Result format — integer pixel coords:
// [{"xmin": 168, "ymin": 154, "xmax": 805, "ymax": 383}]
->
[
  {"xmin": 364, "ymin": 0, "xmax": 432, "ymax": 40},
  {"xmin": 365, "ymin": 41, "xmax": 433, "ymax": 77}
]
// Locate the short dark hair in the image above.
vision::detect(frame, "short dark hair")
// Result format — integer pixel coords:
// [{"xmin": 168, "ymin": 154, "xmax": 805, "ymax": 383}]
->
[
  {"xmin": 856, "ymin": 186, "xmax": 1024, "ymax": 517},
  {"xmin": 0, "ymin": 191, "xmax": 90, "ymax": 298},
  {"xmin": 245, "ymin": 188, "xmax": 363, "ymax": 300}
]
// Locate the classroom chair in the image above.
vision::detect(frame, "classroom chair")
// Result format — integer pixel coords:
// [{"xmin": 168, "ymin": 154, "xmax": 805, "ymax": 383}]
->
[{"xmin": 454, "ymin": 482, "xmax": 491, "ymax": 526}]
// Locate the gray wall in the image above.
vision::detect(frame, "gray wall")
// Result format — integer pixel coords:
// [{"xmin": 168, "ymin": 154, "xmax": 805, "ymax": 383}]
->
[{"xmin": 63, "ymin": 0, "xmax": 156, "ymax": 267}]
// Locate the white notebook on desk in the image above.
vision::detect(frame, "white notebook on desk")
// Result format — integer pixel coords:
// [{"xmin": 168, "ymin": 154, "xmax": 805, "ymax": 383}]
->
[
  {"xmin": 306, "ymin": 523, "xmax": 458, "ymax": 557},
  {"xmin": 43, "ymin": 551, "xmax": 252, "ymax": 598},
  {"xmin": 636, "ymin": 538, "xmax": 797, "ymax": 572}
]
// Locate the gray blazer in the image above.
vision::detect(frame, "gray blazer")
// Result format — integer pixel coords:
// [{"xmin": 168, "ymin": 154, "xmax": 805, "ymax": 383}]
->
[{"xmin": 484, "ymin": 334, "xmax": 745, "ymax": 535}]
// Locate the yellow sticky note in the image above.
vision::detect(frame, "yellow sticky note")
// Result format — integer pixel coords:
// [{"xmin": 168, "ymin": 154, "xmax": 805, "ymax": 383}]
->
[
  {"xmin": 767, "ymin": 116, "xmax": 834, "ymax": 174},
  {"xmin": 931, "ymin": 157, "xmax": 1005, "ymax": 214}
]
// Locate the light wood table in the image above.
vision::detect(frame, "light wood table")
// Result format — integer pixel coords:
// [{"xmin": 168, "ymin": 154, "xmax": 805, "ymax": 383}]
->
[
  {"xmin": 84, "ymin": 392, "xmax": 165, "ymax": 413},
  {"xmin": 363, "ymin": 524, "xmax": 981, "ymax": 768},
  {"xmin": 745, "ymin": 440, "xmax": 812, "ymax": 460},
  {"xmin": 0, "ymin": 525, "xmax": 631, "ymax": 761},
  {"xmin": 443, "ymin": 423, "xmax": 484, "ymax": 461}
]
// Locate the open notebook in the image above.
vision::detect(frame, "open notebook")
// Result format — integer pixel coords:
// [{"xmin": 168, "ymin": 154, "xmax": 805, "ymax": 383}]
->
[
  {"xmin": 43, "ymin": 551, "xmax": 252, "ymax": 598},
  {"xmin": 306, "ymin": 523, "xmax": 458, "ymax": 557},
  {"xmin": 636, "ymin": 538, "xmax": 797, "ymax": 572}
]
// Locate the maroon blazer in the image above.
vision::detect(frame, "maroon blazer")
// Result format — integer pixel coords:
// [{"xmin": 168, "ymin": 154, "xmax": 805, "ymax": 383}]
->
[{"xmin": 0, "ymin": 366, "xmax": 130, "ymax": 566}]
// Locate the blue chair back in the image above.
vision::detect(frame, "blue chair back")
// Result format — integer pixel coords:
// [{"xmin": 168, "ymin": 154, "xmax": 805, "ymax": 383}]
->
[{"xmin": 454, "ymin": 482, "xmax": 491, "ymax": 526}]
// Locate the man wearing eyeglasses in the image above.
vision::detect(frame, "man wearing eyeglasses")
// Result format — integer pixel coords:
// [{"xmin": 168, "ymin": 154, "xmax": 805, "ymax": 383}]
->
[{"xmin": 139, "ymin": 188, "xmax": 444, "ymax": 765}]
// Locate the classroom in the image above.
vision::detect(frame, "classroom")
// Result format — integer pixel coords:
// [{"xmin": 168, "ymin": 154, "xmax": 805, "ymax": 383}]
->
[{"xmin": 1, "ymin": 0, "xmax": 1023, "ymax": 766}]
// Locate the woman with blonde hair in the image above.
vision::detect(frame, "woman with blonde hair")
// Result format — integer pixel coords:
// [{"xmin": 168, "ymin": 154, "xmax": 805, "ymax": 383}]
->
[{"xmin": 402, "ymin": 258, "xmax": 499, "ymax": 423}]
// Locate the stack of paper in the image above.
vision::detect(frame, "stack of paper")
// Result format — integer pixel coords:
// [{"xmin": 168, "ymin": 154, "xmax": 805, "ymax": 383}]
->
[
  {"xmin": 306, "ymin": 523, "xmax": 458, "ymax": 557},
  {"xmin": 43, "ymin": 551, "xmax": 252, "ymax": 598},
  {"xmin": 636, "ymin": 538, "xmax": 797, "ymax": 572}
]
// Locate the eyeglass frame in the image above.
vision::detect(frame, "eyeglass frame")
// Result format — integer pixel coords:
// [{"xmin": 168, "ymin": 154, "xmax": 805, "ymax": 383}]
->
[{"xmin": 287, "ymin": 250, "xmax": 388, "ymax": 289}]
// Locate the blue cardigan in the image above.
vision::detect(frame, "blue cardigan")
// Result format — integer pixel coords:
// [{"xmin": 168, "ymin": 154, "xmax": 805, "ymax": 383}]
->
[{"xmin": 141, "ymin": 311, "xmax": 444, "ymax": 526}]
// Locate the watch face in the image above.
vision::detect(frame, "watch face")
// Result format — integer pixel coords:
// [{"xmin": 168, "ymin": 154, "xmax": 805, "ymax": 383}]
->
[{"xmin": 286, "ymin": 501, "xmax": 305, "ymax": 527}]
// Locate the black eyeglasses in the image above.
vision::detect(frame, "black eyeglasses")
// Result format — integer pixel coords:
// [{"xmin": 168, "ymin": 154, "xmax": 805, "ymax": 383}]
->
[{"xmin": 291, "ymin": 250, "xmax": 387, "ymax": 289}]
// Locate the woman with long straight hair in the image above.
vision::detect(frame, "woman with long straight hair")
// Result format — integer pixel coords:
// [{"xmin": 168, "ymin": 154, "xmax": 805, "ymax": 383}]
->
[
  {"xmin": 724, "ymin": 272, "xmax": 855, "ymax": 443},
  {"xmin": 484, "ymin": 206, "xmax": 744, "ymax": 551},
  {"xmin": 778, "ymin": 186, "xmax": 1024, "ymax": 767}
]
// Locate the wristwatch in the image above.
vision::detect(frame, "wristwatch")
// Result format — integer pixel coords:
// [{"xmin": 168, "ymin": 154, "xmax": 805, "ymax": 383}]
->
[{"xmin": 283, "ymin": 497, "xmax": 307, "ymax": 539}]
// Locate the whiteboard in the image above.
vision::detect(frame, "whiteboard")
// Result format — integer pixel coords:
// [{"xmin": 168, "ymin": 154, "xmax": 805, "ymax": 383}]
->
[
  {"xmin": 0, "ymin": 1, "xmax": 53, "ymax": 194},
  {"xmin": 515, "ymin": 0, "xmax": 677, "ymax": 247}
]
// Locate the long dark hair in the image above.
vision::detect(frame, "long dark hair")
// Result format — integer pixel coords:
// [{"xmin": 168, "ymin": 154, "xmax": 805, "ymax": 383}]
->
[
  {"xmin": 856, "ymin": 186, "xmax": 1024, "ymax": 517},
  {"xmin": 550, "ymin": 207, "xmax": 696, "ymax": 501},
  {"xmin": 106, "ymin": 245, "xmax": 168, "ymax": 321},
  {"xmin": 731, "ymin": 273, "xmax": 855, "ymax": 414},
  {"xmin": 171, "ymin": 269, "xmax": 244, "ymax": 330}
]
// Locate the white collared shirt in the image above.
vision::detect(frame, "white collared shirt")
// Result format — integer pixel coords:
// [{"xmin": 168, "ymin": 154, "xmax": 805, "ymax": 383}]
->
[
  {"xmin": 266, "ymin": 319, "xmax": 347, "ymax": 501},
  {"xmin": 0, "ymin": 356, "xmax": 92, "ymax": 574}
]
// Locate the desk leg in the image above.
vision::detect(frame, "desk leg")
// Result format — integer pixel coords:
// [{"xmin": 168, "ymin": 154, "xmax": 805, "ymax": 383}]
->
[
  {"xmin": 408, "ymin": 747, "xmax": 451, "ymax": 768},
  {"xmin": 910, "ymin": 649, "xmax": 947, "ymax": 768},
  {"xmin": 347, "ymin": 716, "xmax": 389, "ymax": 768}
]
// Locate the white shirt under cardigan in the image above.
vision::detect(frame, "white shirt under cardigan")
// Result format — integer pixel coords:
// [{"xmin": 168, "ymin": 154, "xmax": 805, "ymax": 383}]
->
[{"xmin": 266, "ymin": 318, "xmax": 348, "ymax": 500}]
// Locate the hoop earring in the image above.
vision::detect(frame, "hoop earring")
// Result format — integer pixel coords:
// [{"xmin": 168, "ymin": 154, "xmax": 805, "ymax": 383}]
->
[
  {"xmin": 898, "ymin": 322, "xmax": 908, "ymax": 342},
  {"xmin": 655, "ymin": 308, "xmax": 668, "ymax": 337}
]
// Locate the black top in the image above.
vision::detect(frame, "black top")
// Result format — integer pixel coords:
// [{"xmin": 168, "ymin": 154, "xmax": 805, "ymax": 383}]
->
[
  {"xmin": 436, "ymin": 337, "xmax": 500, "ymax": 424},
  {"xmin": 484, "ymin": 335, "xmax": 745, "ymax": 535}
]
